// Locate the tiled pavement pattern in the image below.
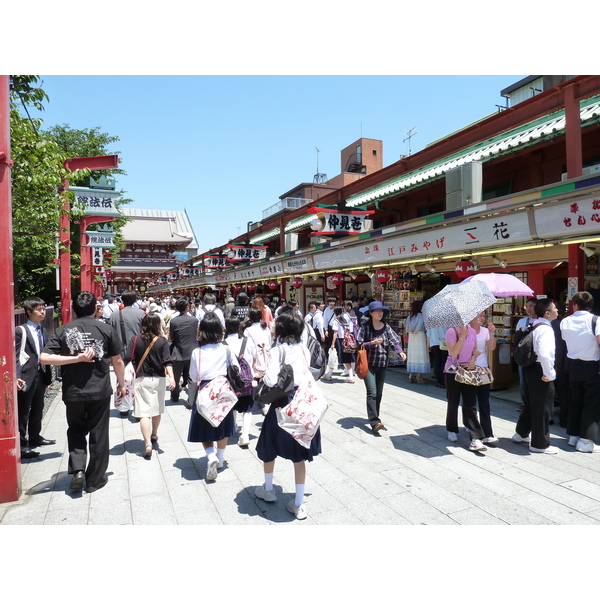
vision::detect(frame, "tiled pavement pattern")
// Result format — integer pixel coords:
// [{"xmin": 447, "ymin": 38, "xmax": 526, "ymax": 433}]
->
[{"xmin": 2, "ymin": 368, "xmax": 600, "ymax": 525}]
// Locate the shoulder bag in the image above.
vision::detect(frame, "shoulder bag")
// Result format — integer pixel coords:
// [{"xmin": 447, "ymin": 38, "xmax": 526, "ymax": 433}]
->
[{"xmin": 255, "ymin": 346, "xmax": 295, "ymax": 404}]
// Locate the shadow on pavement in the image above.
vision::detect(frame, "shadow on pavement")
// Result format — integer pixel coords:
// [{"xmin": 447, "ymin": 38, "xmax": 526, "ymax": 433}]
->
[
  {"xmin": 336, "ymin": 416, "xmax": 373, "ymax": 434},
  {"xmin": 233, "ymin": 485, "xmax": 297, "ymax": 523}
]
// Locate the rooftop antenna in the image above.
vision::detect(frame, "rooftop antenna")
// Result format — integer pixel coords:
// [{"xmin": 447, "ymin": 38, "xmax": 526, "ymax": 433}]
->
[
  {"xmin": 403, "ymin": 127, "xmax": 417, "ymax": 156},
  {"xmin": 313, "ymin": 146, "xmax": 327, "ymax": 184}
]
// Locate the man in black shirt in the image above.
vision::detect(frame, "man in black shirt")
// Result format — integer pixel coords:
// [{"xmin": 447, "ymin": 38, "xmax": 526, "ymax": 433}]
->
[
  {"xmin": 42, "ymin": 291, "xmax": 125, "ymax": 493},
  {"xmin": 231, "ymin": 292, "xmax": 251, "ymax": 324}
]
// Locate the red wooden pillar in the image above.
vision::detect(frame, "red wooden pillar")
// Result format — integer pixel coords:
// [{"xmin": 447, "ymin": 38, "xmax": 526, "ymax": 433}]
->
[
  {"xmin": 61, "ymin": 155, "xmax": 119, "ymax": 324},
  {"xmin": 565, "ymin": 84, "xmax": 584, "ymax": 308},
  {"xmin": 0, "ymin": 75, "xmax": 21, "ymax": 503}
]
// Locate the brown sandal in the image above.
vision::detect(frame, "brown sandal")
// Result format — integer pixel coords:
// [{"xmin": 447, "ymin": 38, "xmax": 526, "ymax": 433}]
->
[{"xmin": 150, "ymin": 434, "xmax": 158, "ymax": 444}]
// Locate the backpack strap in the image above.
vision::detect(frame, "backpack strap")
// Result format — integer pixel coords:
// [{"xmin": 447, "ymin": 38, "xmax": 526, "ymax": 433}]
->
[{"xmin": 239, "ymin": 336, "xmax": 248, "ymax": 358}]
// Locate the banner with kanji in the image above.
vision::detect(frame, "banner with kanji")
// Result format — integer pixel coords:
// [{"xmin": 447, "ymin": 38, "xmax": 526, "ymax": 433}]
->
[
  {"xmin": 226, "ymin": 244, "xmax": 268, "ymax": 261},
  {"xmin": 307, "ymin": 206, "xmax": 374, "ymax": 237}
]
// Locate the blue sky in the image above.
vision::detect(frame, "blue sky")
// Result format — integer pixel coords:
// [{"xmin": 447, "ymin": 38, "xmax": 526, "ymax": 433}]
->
[{"xmin": 29, "ymin": 75, "xmax": 522, "ymax": 253}]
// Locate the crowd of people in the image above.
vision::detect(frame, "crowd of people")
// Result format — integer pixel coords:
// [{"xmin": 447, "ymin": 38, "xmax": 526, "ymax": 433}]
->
[{"xmin": 13, "ymin": 287, "xmax": 600, "ymax": 518}]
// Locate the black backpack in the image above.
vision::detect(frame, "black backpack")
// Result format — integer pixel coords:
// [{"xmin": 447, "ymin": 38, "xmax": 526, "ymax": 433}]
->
[
  {"xmin": 304, "ymin": 323, "xmax": 327, "ymax": 381},
  {"xmin": 513, "ymin": 322, "xmax": 549, "ymax": 367}
]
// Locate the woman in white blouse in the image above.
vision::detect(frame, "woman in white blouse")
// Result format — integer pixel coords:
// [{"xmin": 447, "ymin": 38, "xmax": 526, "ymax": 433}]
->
[
  {"xmin": 188, "ymin": 312, "xmax": 239, "ymax": 482},
  {"xmin": 254, "ymin": 311, "xmax": 320, "ymax": 520}
]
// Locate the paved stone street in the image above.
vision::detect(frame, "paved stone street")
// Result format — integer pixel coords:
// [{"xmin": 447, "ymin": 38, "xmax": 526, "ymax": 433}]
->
[{"xmin": 2, "ymin": 367, "xmax": 600, "ymax": 526}]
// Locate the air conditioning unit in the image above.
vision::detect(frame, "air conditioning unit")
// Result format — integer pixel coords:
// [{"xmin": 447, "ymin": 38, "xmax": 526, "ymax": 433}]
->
[
  {"xmin": 445, "ymin": 161, "xmax": 483, "ymax": 211},
  {"xmin": 285, "ymin": 233, "xmax": 298, "ymax": 253},
  {"xmin": 561, "ymin": 164, "xmax": 600, "ymax": 181}
]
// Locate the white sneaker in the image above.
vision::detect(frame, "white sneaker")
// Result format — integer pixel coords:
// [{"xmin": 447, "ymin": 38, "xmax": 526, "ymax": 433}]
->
[
  {"xmin": 217, "ymin": 457, "xmax": 226, "ymax": 470},
  {"xmin": 568, "ymin": 436, "xmax": 580, "ymax": 447},
  {"xmin": 238, "ymin": 435, "xmax": 250, "ymax": 448},
  {"xmin": 322, "ymin": 373, "xmax": 333, "ymax": 381},
  {"xmin": 447, "ymin": 432, "xmax": 458, "ymax": 442},
  {"xmin": 530, "ymin": 445, "xmax": 557, "ymax": 454},
  {"xmin": 206, "ymin": 454, "xmax": 219, "ymax": 481},
  {"xmin": 482, "ymin": 436, "xmax": 498, "ymax": 444},
  {"xmin": 469, "ymin": 439, "xmax": 488, "ymax": 452},
  {"xmin": 340, "ymin": 369, "xmax": 349, "ymax": 377},
  {"xmin": 255, "ymin": 484, "xmax": 277, "ymax": 502},
  {"xmin": 286, "ymin": 499, "xmax": 307, "ymax": 520},
  {"xmin": 576, "ymin": 439, "xmax": 600, "ymax": 453},
  {"xmin": 512, "ymin": 432, "xmax": 531, "ymax": 443}
]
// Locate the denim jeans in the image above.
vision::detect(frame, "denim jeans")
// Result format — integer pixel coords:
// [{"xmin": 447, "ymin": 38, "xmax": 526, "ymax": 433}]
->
[{"xmin": 363, "ymin": 366, "xmax": 387, "ymax": 427}]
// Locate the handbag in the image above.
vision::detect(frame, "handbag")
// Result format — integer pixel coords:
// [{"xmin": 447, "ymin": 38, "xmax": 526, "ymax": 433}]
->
[
  {"xmin": 276, "ymin": 376, "xmax": 329, "ymax": 449},
  {"xmin": 355, "ymin": 344, "xmax": 369, "ymax": 380},
  {"xmin": 224, "ymin": 345, "xmax": 246, "ymax": 395},
  {"xmin": 255, "ymin": 346, "xmax": 295, "ymax": 404},
  {"xmin": 195, "ymin": 375, "xmax": 238, "ymax": 427},
  {"xmin": 455, "ymin": 364, "xmax": 494, "ymax": 386}
]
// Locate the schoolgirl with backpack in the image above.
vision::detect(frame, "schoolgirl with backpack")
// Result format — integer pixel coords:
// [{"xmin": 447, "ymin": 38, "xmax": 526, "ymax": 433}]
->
[
  {"xmin": 243, "ymin": 308, "xmax": 273, "ymax": 415},
  {"xmin": 224, "ymin": 317, "xmax": 256, "ymax": 447}
]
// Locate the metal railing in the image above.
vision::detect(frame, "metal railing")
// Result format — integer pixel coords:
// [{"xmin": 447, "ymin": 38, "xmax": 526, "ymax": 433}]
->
[{"xmin": 262, "ymin": 197, "xmax": 311, "ymax": 220}]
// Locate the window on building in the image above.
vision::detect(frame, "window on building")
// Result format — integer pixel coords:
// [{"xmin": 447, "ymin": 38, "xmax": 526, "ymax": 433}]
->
[
  {"xmin": 356, "ymin": 145, "xmax": 362, "ymax": 163},
  {"xmin": 372, "ymin": 149, "xmax": 377, "ymax": 157},
  {"xmin": 418, "ymin": 203, "xmax": 444, "ymax": 217}
]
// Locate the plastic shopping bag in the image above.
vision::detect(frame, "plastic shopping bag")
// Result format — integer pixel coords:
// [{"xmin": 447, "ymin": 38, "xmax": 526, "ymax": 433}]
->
[
  {"xmin": 327, "ymin": 347, "xmax": 338, "ymax": 369},
  {"xmin": 196, "ymin": 376, "xmax": 238, "ymax": 427},
  {"xmin": 276, "ymin": 378, "xmax": 329, "ymax": 449},
  {"xmin": 114, "ymin": 361, "xmax": 135, "ymax": 412}
]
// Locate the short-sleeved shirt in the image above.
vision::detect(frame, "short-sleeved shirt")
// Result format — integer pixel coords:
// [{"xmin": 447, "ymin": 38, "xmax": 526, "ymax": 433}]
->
[
  {"xmin": 43, "ymin": 315, "xmax": 122, "ymax": 403},
  {"xmin": 125, "ymin": 335, "xmax": 172, "ymax": 378}
]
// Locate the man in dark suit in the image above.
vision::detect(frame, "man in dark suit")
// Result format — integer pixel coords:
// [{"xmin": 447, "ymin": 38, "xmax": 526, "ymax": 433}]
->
[
  {"xmin": 168, "ymin": 297, "xmax": 199, "ymax": 406},
  {"xmin": 15, "ymin": 297, "xmax": 54, "ymax": 459}
]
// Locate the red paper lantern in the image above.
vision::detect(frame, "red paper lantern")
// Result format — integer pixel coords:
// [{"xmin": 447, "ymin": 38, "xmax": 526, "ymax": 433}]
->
[
  {"xmin": 233, "ymin": 284, "xmax": 242, "ymax": 292},
  {"xmin": 376, "ymin": 269, "xmax": 392, "ymax": 284},
  {"xmin": 268, "ymin": 281, "xmax": 278, "ymax": 290},
  {"xmin": 246, "ymin": 282, "xmax": 256, "ymax": 291},
  {"xmin": 330, "ymin": 273, "xmax": 343, "ymax": 286},
  {"xmin": 455, "ymin": 260, "xmax": 475, "ymax": 279},
  {"xmin": 292, "ymin": 277, "xmax": 303, "ymax": 289}
]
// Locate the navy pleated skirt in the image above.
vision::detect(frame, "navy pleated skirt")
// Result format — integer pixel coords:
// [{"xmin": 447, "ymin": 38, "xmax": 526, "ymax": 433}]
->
[
  {"xmin": 233, "ymin": 393, "xmax": 254, "ymax": 413},
  {"xmin": 187, "ymin": 380, "xmax": 237, "ymax": 443},
  {"xmin": 256, "ymin": 392, "xmax": 322, "ymax": 463}
]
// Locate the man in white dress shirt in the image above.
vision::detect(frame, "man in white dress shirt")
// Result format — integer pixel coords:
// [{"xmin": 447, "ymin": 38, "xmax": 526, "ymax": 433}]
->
[
  {"xmin": 560, "ymin": 291, "xmax": 600, "ymax": 453},
  {"xmin": 512, "ymin": 298, "xmax": 559, "ymax": 454},
  {"xmin": 323, "ymin": 296, "xmax": 337, "ymax": 342}
]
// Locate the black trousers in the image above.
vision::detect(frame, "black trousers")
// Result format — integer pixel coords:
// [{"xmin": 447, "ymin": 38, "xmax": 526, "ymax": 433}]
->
[
  {"xmin": 171, "ymin": 359, "xmax": 191, "ymax": 401},
  {"xmin": 516, "ymin": 362, "xmax": 554, "ymax": 449},
  {"xmin": 445, "ymin": 373, "xmax": 485, "ymax": 439},
  {"xmin": 65, "ymin": 397, "xmax": 111, "ymax": 488},
  {"xmin": 567, "ymin": 359, "xmax": 600, "ymax": 441},
  {"xmin": 364, "ymin": 366, "xmax": 387, "ymax": 427},
  {"xmin": 476, "ymin": 384, "xmax": 494, "ymax": 438},
  {"xmin": 17, "ymin": 368, "xmax": 46, "ymax": 448},
  {"xmin": 430, "ymin": 346, "xmax": 448, "ymax": 386}
]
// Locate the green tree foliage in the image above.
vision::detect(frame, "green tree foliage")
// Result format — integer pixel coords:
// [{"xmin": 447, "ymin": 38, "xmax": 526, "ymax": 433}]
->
[{"xmin": 9, "ymin": 76, "xmax": 131, "ymax": 304}]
